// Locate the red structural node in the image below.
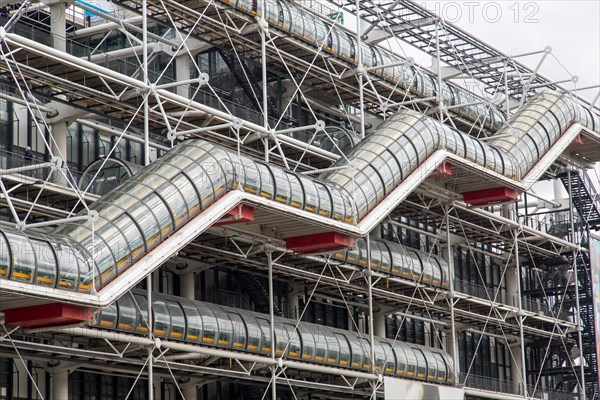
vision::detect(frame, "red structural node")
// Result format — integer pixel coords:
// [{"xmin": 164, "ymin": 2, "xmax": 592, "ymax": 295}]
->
[
  {"xmin": 285, "ymin": 231, "xmax": 356, "ymax": 253},
  {"xmin": 428, "ymin": 162, "xmax": 452, "ymax": 179},
  {"xmin": 213, "ymin": 204, "xmax": 254, "ymax": 226},
  {"xmin": 462, "ymin": 187, "xmax": 520, "ymax": 206},
  {"xmin": 569, "ymin": 134, "xmax": 584, "ymax": 146},
  {"xmin": 4, "ymin": 303, "xmax": 93, "ymax": 328}
]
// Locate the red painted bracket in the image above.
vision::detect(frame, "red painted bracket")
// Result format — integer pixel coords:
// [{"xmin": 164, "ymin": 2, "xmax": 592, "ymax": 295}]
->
[
  {"xmin": 4, "ymin": 303, "xmax": 93, "ymax": 328},
  {"xmin": 285, "ymin": 231, "xmax": 356, "ymax": 253},
  {"xmin": 428, "ymin": 162, "xmax": 452, "ymax": 179},
  {"xmin": 213, "ymin": 204, "xmax": 254, "ymax": 226},
  {"xmin": 569, "ymin": 134, "xmax": 584, "ymax": 146},
  {"xmin": 462, "ymin": 187, "xmax": 520, "ymax": 206}
]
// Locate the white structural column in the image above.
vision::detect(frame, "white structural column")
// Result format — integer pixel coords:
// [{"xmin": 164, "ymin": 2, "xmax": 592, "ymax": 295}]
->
[
  {"xmin": 51, "ymin": 370, "xmax": 69, "ymax": 399},
  {"xmin": 176, "ymin": 55, "xmax": 191, "ymax": 98},
  {"xmin": 182, "ymin": 384, "xmax": 197, "ymax": 400},
  {"xmin": 506, "ymin": 240, "xmax": 524, "ymax": 396},
  {"xmin": 287, "ymin": 282, "xmax": 304, "ymax": 320},
  {"xmin": 373, "ymin": 312, "xmax": 386, "ymax": 338},
  {"xmin": 49, "ymin": 1, "xmax": 68, "ymax": 185},
  {"xmin": 181, "ymin": 270, "xmax": 196, "ymax": 300},
  {"xmin": 444, "ymin": 207, "xmax": 459, "ymax": 380},
  {"xmin": 267, "ymin": 250, "xmax": 277, "ymax": 400},
  {"xmin": 507, "ymin": 203, "xmax": 527, "ymax": 396}
]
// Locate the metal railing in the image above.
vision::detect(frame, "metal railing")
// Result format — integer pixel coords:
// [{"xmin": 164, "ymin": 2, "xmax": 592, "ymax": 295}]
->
[
  {"xmin": 460, "ymin": 372, "xmax": 521, "ymax": 395},
  {"xmin": 454, "ymin": 278, "xmax": 554, "ymax": 316},
  {"xmin": 460, "ymin": 373, "xmax": 576, "ymax": 400},
  {"xmin": 0, "ymin": 148, "xmax": 83, "ymax": 183}
]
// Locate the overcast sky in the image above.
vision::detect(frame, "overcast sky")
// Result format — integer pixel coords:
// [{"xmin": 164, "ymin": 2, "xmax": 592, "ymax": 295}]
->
[{"xmin": 422, "ymin": 0, "xmax": 600, "ymax": 103}]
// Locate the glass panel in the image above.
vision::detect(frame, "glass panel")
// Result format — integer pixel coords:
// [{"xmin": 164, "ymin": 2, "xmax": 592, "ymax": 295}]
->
[
  {"xmin": 380, "ymin": 342, "xmax": 396, "ymax": 374},
  {"xmin": 314, "ymin": 182, "xmax": 332, "ymax": 218},
  {"xmin": 370, "ymin": 240, "xmax": 383, "ymax": 271},
  {"xmin": 419, "ymin": 253, "xmax": 433, "ymax": 284},
  {"xmin": 117, "ymin": 294, "xmax": 137, "ymax": 332},
  {"xmin": 237, "ymin": 0, "xmax": 253, "ymax": 13},
  {"xmin": 286, "ymin": 172, "xmax": 304, "ymax": 209},
  {"xmin": 212, "ymin": 305, "xmax": 233, "ymax": 347},
  {"xmin": 314, "ymin": 19, "xmax": 328, "ymax": 48},
  {"xmin": 273, "ymin": 168, "xmax": 291, "ymax": 205},
  {"xmin": 371, "ymin": 154, "xmax": 395, "ymax": 194},
  {"xmin": 207, "ymin": 150, "xmax": 234, "ymax": 194},
  {"xmin": 299, "ymin": 176, "xmax": 318, "ymax": 214},
  {"xmin": 279, "ymin": 1, "xmax": 292, "ymax": 31},
  {"xmin": 360, "ymin": 338, "xmax": 372, "ymax": 369},
  {"xmin": 228, "ymin": 312, "xmax": 247, "ymax": 350},
  {"xmin": 257, "ymin": 317, "xmax": 272, "ymax": 354},
  {"xmin": 379, "ymin": 241, "xmax": 392, "ymax": 273},
  {"xmin": 345, "ymin": 242, "xmax": 360, "ymax": 264},
  {"xmin": 4, "ymin": 231, "xmax": 35, "ymax": 283},
  {"xmin": 97, "ymin": 303, "xmax": 118, "ymax": 329},
  {"xmin": 424, "ymin": 350, "xmax": 438, "ymax": 382},
  {"xmin": 335, "ymin": 333, "xmax": 351, "ymax": 367},
  {"xmin": 274, "ymin": 322, "xmax": 289, "ymax": 357},
  {"xmin": 184, "ymin": 163, "xmax": 215, "ymax": 208},
  {"xmin": 180, "ymin": 299, "xmax": 202, "ymax": 343},
  {"xmin": 302, "ymin": 14, "xmax": 317, "ymax": 44},
  {"xmin": 338, "ymin": 31, "xmax": 353, "ymax": 61},
  {"xmin": 284, "ymin": 324, "xmax": 301, "ymax": 359},
  {"xmin": 265, "ymin": 0, "xmax": 280, "ymax": 25},
  {"xmin": 374, "ymin": 342, "xmax": 386, "ymax": 373},
  {"xmin": 288, "ymin": 5, "xmax": 304, "ymax": 36},
  {"xmin": 312, "ymin": 325, "xmax": 328, "ymax": 363},
  {"xmin": 433, "ymin": 352, "xmax": 447, "ymax": 383},
  {"xmin": 198, "ymin": 304, "xmax": 218, "ymax": 345},
  {"xmin": 240, "ymin": 313, "xmax": 261, "ymax": 352},
  {"xmin": 156, "ymin": 181, "xmax": 188, "ymax": 229},
  {"xmin": 444, "ymin": 353, "xmax": 456, "ymax": 383},
  {"xmin": 393, "ymin": 344, "xmax": 408, "ymax": 376},
  {"xmin": 408, "ymin": 250, "xmax": 423, "ymax": 281},
  {"xmin": 404, "ymin": 346, "xmax": 417, "ymax": 378},
  {"xmin": 0, "ymin": 233, "xmax": 10, "ymax": 278},
  {"xmin": 132, "ymin": 293, "xmax": 149, "ymax": 334},
  {"xmin": 113, "ymin": 213, "xmax": 145, "ymax": 262},
  {"xmin": 152, "ymin": 298, "xmax": 171, "ymax": 337},
  {"xmin": 255, "ymin": 162, "xmax": 274, "ymax": 200},
  {"xmin": 144, "ymin": 193, "xmax": 173, "ymax": 239},
  {"xmin": 330, "ymin": 189, "xmax": 346, "ymax": 221},
  {"xmin": 347, "ymin": 334, "xmax": 364, "ymax": 369},
  {"xmin": 167, "ymin": 301, "xmax": 186, "ymax": 340},
  {"xmin": 31, "ymin": 239, "xmax": 56, "ymax": 287},
  {"xmin": 128, "ymin": 201, "xmax": 161, "ymax": 250},
  {"xmin": 53, "ymin": 242, "xmax": 80, "ymax": 291},
  {"xmin": 95, "ymin": 218, "xmax": 130, "ymax": 275},
  {"xmin": 356, "ymin": 238, "xmax": 368, "ymax": 267},
  {"xmin": 413, "ymin": 348, "xmax": 427, "ymax": 380},
  {"xmin": 173, "ymin": 173, "xmax": 201, "ymax": 217},
  {"xmin": 297, "ymin": 324, "xmax": 315, "ymax": 361},
  {"xmin": 323, "ymin": 327, "xmax": 340, "ymax": 365},
  {"xmin": 241, "ymin": 158, "xmax": 260, "ymax": 195}
]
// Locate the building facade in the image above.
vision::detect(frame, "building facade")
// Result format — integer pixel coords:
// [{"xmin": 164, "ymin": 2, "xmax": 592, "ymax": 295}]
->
[{"xmin": 0, "ymin": 1, "xmax": 599, "ymax": 399}]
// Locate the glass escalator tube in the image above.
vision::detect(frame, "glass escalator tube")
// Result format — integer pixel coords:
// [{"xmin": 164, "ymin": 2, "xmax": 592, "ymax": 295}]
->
[
  {"xmin": 1, "ymin": 93, "xmax": 598, "ymax": 295},
  {"xmin": 93, "ymin": 290, "xmax": 459, "ymax": 385}
]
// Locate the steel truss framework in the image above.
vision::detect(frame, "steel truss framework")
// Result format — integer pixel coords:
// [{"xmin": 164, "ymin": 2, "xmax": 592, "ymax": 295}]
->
[{"xmin": 0, "ymin": 0, "xmax": 598, "ymax": 399}]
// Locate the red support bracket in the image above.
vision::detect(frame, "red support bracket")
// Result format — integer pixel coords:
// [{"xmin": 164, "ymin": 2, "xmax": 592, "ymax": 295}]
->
[
  {"xmin": 428, "ymin": 162, "xmax": 452, "ymax": 179},
  {"xmin": 213, "ymin": 204, "xmax": 254, "ymax": 226},
  {"xmin": 569, "ymin": 134, "xmax": 585, "ymax": 146},
  {"xmin": 4, "ymin": 303, "xmax": 93, "ymax": 328},
  {"xmin": 285, "ymin": 231, "xmax": 356, "ymax": 253},
  {"xmin": 462, "ymin": 187, "xmax": 520, "ymax": 206}
]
